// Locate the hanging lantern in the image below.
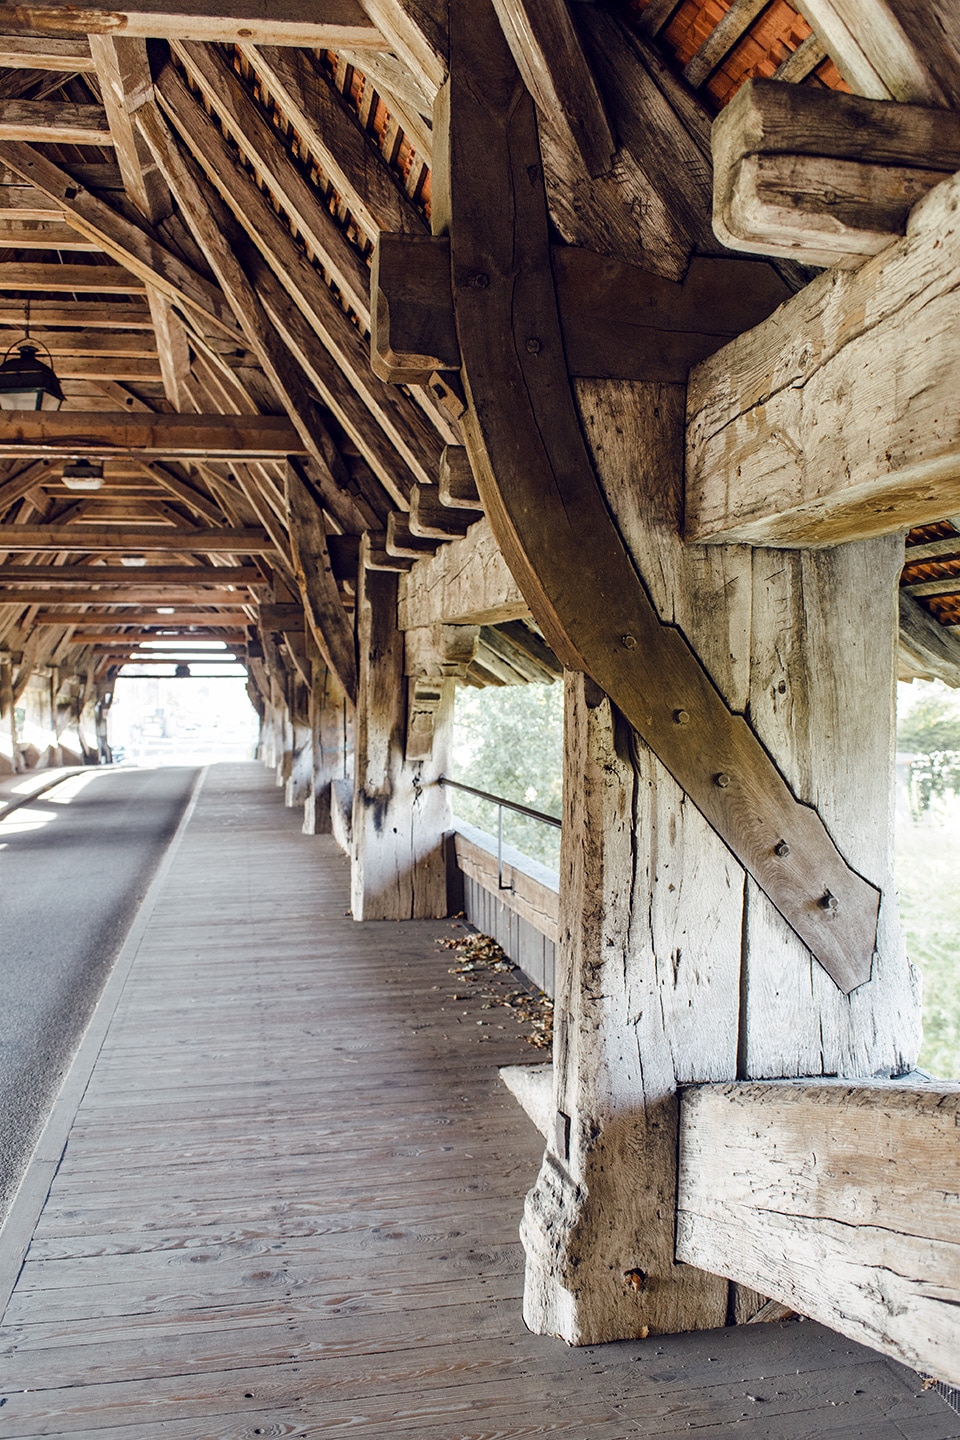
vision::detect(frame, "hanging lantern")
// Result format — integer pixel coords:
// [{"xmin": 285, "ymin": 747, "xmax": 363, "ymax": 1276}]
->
[
  {"xmin": 62, "ymin": 458, "xmax": 104, "ymax": 491},
  {"xmin": 0, "ymin": 340, "xmax": 63, "ymax": 411}
]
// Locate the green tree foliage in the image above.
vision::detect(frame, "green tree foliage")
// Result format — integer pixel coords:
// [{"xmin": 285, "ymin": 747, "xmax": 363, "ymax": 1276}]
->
[
  {"xmin": 451, "ymin": 680, "xmax": 563, "ymax": 870},
  {"xmin": 897, "ymin": 687, "xmax": 960, "ymax": 813},
  {"xmin": 895, "ymin": 681, "xmax": 960, "ymax": 1079}
]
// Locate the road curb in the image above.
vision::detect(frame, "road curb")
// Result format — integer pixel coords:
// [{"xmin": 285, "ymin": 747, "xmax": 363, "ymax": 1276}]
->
[{"xmin": 0, "ymin": 767, "xmax": 94, "ymax": 822}]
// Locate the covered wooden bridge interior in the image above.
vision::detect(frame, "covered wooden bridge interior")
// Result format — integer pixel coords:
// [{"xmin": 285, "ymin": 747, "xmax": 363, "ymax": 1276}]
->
[{"xmin": 0, "ymin": 0, "xmax": 958, "ymax": 1422}]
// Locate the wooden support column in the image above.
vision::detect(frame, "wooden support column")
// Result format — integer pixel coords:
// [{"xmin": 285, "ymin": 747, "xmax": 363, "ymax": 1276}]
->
[
  {"xmin": 350, "ymin": 536, "xmax": 456, "ymax": 920},
  {"xmin": 522, "ymin": 382, "xmax": 919, "ymax": 1345},
  {"xmin": 0, "ymin": 653, "xmax": 16, "ymax": 774},
  {"xmin": 303, "ymin": 655, "xmax": 350, "ymax": 836},
  {"xmin": 284, "ymin": 673, "xmax": 313, "ymax": 810}
]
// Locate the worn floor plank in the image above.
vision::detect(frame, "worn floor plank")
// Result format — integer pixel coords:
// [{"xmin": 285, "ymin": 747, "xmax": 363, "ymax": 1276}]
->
[{"xmin": 0, "ymin": 763, "xmax": 954, "ymax": 1439}]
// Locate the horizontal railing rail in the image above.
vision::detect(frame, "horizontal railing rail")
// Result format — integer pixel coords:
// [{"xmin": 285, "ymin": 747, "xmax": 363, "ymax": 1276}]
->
[{"xmin": 438, "ymin": 775, "xmax": 561, "ymax": 893}]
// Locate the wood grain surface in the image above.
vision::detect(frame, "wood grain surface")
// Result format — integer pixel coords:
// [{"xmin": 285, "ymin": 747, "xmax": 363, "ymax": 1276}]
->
[{"xmin": 0, "ymin": 763, "xmax": 952, "ymax": 1438}]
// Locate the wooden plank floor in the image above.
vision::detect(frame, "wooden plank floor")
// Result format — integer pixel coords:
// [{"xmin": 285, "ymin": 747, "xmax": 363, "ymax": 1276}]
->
[{"xmin": 0, "ymin": 762, "xmax": 955, "ymax": 1439}]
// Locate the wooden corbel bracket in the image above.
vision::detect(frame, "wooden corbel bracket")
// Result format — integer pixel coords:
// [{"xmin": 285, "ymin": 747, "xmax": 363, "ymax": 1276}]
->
[
  {"xmin": 370, "ymin": 0, "xmax": 882, "ymax": 994},
  {"xmin": 712, "ymin": 79, "xmax": 960, "ymax": 268}
]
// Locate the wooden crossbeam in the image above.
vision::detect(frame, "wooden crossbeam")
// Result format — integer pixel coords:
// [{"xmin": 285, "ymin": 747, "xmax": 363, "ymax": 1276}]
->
[
  {"xmin": 372, "ymin": 232, "xmax": 789, "ymax": 385},
  {"xmin": 0, "ymin": 1, "xmax": 383, "ymax": 46},
  {"xmin": 35, "ymin": 610, "xmax": 251, "ymax": 625},
  {"xmin": 0, "ymin": 142, "xmax": 239, "ymax": 337},
  {"xmin": 0, "ymin": 328, "xmax": 157, "ymax": 356},
  {"xmin": 0, "ymin": 565, "xmax": 265, "ymax": 584},
  {"xmin": 677, "ymin": 1080, "xmax": 960, "ymax": 1385},
  {"xmin": 0, "ymin": 35, "xmax": 95, "ymax": 70},
  {"xmin": 0, "ymin": 300, "xmax": 151, "ymax": 327},
  {"xmin": 0, "ymin": 219, "xmax": 99, "ymax": 249},
  {"xmin": 687, "ymin": 169, "xmax": 960, "ymax": 547},
  {"xmin": 0, "ymin": 263, "xmax": 144, "ymax": 293},
  {"xmin": 0, "ymin": 588, "xmax": 253, "ymax": 603},
  {"xmin": 0, "ymin": 526, "xmax": 272, "ymax": 552},
  {"xmin": 0, "ymin": 99, "xmax": 111, "ymax": 145},
  {"xmin": 0, "ymin": 412, "xmax": 306, "ymax": 459}
]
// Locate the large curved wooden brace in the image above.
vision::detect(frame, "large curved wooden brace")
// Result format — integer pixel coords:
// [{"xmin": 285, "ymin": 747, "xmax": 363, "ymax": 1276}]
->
[{"xmin": 432, "ymin": 0, "xmax": 878, "ymax": 994}]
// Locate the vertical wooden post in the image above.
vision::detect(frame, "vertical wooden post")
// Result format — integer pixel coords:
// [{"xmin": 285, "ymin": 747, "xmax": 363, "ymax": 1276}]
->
[
  {"xmin": 302, "ymin": 655, "xmax": 350, "ymax": 835},
  {"xmin": 0, "ymin": 655, "xmax": 16, "ymax": 775},
  {"xmin": 520, "ymin": 380, "xmax": 918, "ymax": 1344},
  {"xmin": 351, "ymin": 539, "xmax": 454, "ymax": 920},
  {"xmin": 284, "ymin": 674, "xmax": 313, "ymax": 809}
]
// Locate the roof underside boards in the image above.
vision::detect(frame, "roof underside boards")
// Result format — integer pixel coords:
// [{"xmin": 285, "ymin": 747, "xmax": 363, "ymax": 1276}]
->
[{"xmin": 0, "ymin": 0, "xmax": 957, "ymax": 695}]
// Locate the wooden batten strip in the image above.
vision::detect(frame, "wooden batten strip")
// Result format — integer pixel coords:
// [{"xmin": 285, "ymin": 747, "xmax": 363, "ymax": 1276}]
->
[
  {"xmin": 772, "ymin": 32, "xmax": 828, "ymax": 82},
  {"xmin": 683, "ymin": 0, "xmax": 771, "ymax": 89}
]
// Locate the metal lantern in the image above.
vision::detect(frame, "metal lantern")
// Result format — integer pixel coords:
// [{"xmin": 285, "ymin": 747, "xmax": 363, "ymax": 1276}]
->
[{"xmin": 0, "ymin": 340, "xmax": 63, "ymax": 411}]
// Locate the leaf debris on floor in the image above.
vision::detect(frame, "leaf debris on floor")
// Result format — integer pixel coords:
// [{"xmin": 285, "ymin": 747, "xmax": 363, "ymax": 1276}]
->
[{"xmin": 436, "ymin": 926, "xmax": 554, "ymax": 1049}]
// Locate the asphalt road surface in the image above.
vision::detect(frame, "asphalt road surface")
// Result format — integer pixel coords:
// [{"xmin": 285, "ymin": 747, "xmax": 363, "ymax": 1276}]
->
[{"xmin": 0, "ymin": 765, "xmax": 198, "ymax": 1224}]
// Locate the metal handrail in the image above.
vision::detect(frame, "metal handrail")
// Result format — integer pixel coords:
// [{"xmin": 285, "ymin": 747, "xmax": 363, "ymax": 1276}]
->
[
  {"xmin": 438, "ymin": 775, "xmax": 561, "ymax": 894},
  {"xmin": 438, "ymin": 775, "xmax": 561, "ymax": 827}
]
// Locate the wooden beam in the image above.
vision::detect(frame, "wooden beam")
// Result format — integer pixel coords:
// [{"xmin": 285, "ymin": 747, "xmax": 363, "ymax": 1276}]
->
[
  {"xmin": 385, "ymin": 510, "xmax": 438, "ymax": 559},
  {"xmin": 0, "ymin": 587, "xmax": 252, "ymax": 603},
  {"xmin": 677, "ymin": 1080, "xmax": 960, "ymax": 1384},
  {"xmin": 0, "ymin": 300, "xmax": 151, "ymax": 326},
  {"xmin": 439, "ymin": 0, "xmax": 878, "ymax": 992},
  {"xmin": 373, "ymin": 232, "xmax": 790, "ymax": 384},
  {"xmin": 899, "ymin": 591, "xmax": 960, "ymax": 687},
  {"xmin": 0, "ymin": 142, "xmax": 240, "ymax": 337},
  {"xmin": 0, "ymin": 2, "xmax": 383, "ymax": 47},
  {"xmin": 712, "ymin": 79, "xmax": 960, "ymax": 267},
  {"xmin": 284, "ymin": 461, "xmax": 357, "ymax": 705},
  {"xmin": 0, "ymin": 218, "xmax": 100, "ymax": 249},
  {"xmin": 135, "ymin": 99, "xmax": 362, "ymax": 511},
  {"xmin": 686, "ymin": 169, "xmax": 960, "ymax": 547},
  {"xmin": 237, "ymin": 42, "xmax": 423, "ymax": 244},
  {"xmin": 0, "ymin": 262, "xmax": 144, "ymax": 293},
  {"xmin": 154, "ymin": 63, "xmax": 440, "ymax": 498},
  {"xmin": 0, "ymin": 34, "xmax": 94, "ymax": 70},
  {"xmin": 0, "ymin": 327, "xmax": 157, "ymax": 357},
  {"xmin": 438, "ymin": 445, "xmax": 481, "ymax": 510},
  {"xmin": 170, "ymin": 39, "xmax": 372, "ymax": 325},
  {"xmin": 0, "ymin": 565, "xmax": 264, "ymax": 585},
  {"xmin": 0, "ymin": 99, "xmax": 111, "ymax": 145},
  {"xmin": 795, "ymin": 0, "xmax": 950, "ymax": 104},
  {"xmin": 491, "ymin": 0, "xmax": 614, "ymax": 179},
  {"xmin": 49, "ymin": 355, "xmax": 163, "ymax": 381},
  {"xmin": 683, "ymin": 0, "xmax": 768, "ymax": 88},
  {"xmin": 0, "ymin": 411, "xmax": 305, "ymax": 460},
  {"xmin": 35, "ymin": 610, "xmax": 251, "ymax": 625},
  {"xmin": 0, "ymin": 526, "xmax": 272, "ymax": 552}
]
